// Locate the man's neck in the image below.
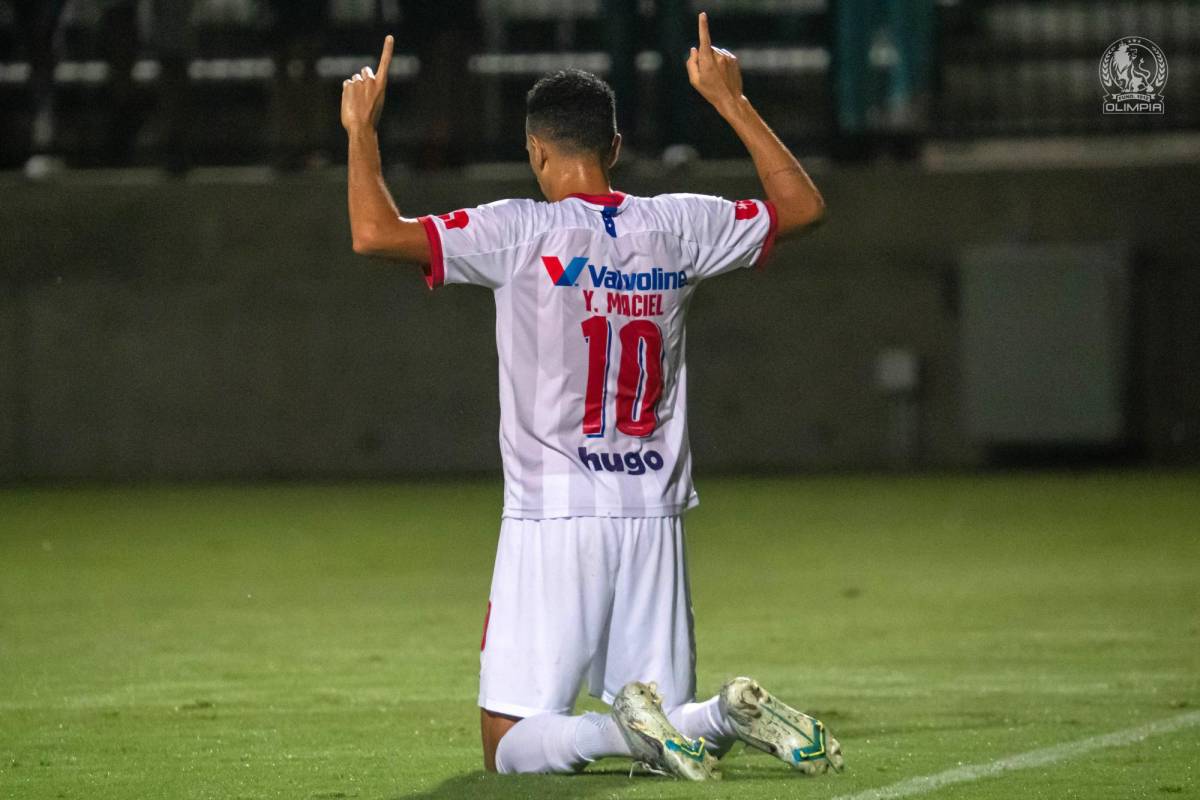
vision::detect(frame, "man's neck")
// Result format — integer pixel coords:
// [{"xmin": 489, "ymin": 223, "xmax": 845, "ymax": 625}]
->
[{"xmin": 544, "ymin": 161, "xmax": 612, "ymax": 202}]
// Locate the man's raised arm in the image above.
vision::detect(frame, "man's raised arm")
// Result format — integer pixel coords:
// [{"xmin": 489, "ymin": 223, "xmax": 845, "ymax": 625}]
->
[
  {"xmin": 342, "ymin": 35, "xmax": 430, "ymax": 262},
  {"xmin": 686, "ymin": 12, "xmax": 824, "ymax": 238}
]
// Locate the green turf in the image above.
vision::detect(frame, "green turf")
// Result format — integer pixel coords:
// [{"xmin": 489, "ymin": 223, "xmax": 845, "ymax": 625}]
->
[{"xmin": 1, "ymin": 473, "xmax": 1198, "ymax": 800}]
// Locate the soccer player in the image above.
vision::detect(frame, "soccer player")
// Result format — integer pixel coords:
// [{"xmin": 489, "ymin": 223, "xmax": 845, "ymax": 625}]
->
[{"xmin": 342, "ymin": 13, "xmax": 841, "ymax": 780}]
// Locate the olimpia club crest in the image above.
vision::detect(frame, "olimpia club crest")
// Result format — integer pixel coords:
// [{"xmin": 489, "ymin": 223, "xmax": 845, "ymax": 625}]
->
[{"xmin": 1100, "ymin": 37, "xmax": 1167, "ymax": 114}]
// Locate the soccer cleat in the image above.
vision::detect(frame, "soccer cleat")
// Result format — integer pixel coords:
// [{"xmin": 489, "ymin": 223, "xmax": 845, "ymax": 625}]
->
[
  {"xmin": 719, "ymin": 676, "xmax": 844, "ymax": 774},
  {"xmin": 612, "ymin": 681, "xmax": 721, "ymax": 781}
]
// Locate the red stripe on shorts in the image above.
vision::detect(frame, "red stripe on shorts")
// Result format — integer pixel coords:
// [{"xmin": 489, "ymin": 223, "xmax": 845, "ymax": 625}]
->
[{"xmin": 480, "ymin": 601, "xmax": 492, "ymax": 651}]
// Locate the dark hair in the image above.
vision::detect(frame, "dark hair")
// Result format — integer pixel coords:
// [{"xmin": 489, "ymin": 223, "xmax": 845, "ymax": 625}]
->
[{"xmin": 525, "ymin": 69, "xmax": 617, "ymax": 159}]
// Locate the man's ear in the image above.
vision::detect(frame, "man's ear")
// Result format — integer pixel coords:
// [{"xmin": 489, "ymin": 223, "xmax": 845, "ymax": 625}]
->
[
  {"xmin": 527, "ymin": 133, "xmax": 548, "ymax": 173},
  {"xmin": 607, "ymin": 133, "xmax": 622, "ymax": 170}
]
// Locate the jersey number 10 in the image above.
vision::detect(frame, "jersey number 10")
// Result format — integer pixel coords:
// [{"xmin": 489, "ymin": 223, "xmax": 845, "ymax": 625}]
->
[{"xmin": 580, "ymin": 316, "xmax": 664, "ymax": 438}]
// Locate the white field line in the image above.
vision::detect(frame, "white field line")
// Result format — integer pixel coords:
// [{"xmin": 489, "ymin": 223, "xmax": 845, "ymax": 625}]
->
[{"xmin": 832, "ymin": 710, "xmax": 1200, "ymax": 800}]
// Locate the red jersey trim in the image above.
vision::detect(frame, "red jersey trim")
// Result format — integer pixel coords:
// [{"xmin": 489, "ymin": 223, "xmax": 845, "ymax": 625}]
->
[
  {"xmin": 754, "ymin": 200, "xmax": 779, "ymax": 271},
  {"xmin": 418, "ymin": 215, "xmax": 445, "ymax": 289},
  {"xmin": 566, "ymin": 191, "xmax": 627, "ymax": 206}
]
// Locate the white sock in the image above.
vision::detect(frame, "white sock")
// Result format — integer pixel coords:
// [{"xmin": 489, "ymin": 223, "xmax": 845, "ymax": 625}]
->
[
  {"xmin": 667, "ymin": 695, "xmax": 738, "ymax": 751},
  {"xmin": 575, "ymin": 711, "xmax": 632, "ymax": 761},
  {"xmin": 494, "ymin": 712, "xmax": 631, "ymax": 774}
]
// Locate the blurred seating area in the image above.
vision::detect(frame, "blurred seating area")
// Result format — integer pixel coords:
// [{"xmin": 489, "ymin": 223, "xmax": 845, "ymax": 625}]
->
[
  {"xmin": 936, "ymin": 2, "xmax": 1198, "ymax": 137},
  {"xmin": 0, "ymin": 0, "xmax": 1195, "ymax": 172}
]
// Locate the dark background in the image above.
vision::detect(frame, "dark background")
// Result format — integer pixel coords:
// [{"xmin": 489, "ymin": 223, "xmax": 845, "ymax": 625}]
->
[{"xmin": 1, "ymin": 0, "xmax": 1197, "ymax": 480}]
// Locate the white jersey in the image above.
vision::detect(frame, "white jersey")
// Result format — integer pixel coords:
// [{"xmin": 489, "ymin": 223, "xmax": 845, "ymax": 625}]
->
[{"xmin": 419, "ymin": 190, "xmax": 777, "ymax": 519}]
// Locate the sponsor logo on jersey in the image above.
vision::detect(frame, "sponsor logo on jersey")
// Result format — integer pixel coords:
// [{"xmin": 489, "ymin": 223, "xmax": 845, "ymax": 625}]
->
[
  {"xmin": 588, "ymin": 265, "xmax": 688, "ymax": 291},
  {"xmin": 578, "ymin": 447, "xmax": 665, "ymax": 476},
  {"xmin": 439, "ymin": 210, "xmax": 470, "ymax": 229},
  {"xmin": 542, "ymin": 255, "xmax": 691, "ymax": 289},
  {"xmin": 542, "ymin": 255, "xmax": 589, "ymax": 287},
  {"xmin": 734, "ymin": 199, "xmax": 760, "ymax": 220},
  {"xmin": 543, "ymin": 256, "xmax": 689, "ymax": 290}
]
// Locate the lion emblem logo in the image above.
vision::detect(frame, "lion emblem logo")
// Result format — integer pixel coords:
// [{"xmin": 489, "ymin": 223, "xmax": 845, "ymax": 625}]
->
[{"xmin": 1100, "ymin": 37, "xmax": 1167, "ymax": 114}]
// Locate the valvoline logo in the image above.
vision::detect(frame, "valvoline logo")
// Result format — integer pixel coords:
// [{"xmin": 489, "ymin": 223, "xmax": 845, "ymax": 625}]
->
[
  {"xmin": 542, "ymin": 256, "xmax": 589, "ymax": 287},
  {"xmin": 542, "ymin": 255, "xmax": 688, "ymax": 290}
]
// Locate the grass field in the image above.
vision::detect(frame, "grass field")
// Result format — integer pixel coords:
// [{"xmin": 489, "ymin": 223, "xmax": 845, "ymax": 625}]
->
[{"xmin": 1, "ymin": 473, "xmax": 1198, "ymax": 799}]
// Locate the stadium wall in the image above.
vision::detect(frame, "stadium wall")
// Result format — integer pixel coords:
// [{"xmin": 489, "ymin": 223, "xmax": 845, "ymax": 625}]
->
[{"xmin": 0, "ymin": 162, "xmax": 1197, "ymax": 480}]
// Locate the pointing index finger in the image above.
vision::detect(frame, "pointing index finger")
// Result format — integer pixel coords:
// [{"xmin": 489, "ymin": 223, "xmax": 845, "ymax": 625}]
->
[
  {"xmin": 377, "ymin": 34, "xmax": 394, "ymax": 80},
  {"xmin": 698, "ymin": 11, "xmax": 712, "ymax": 51}
]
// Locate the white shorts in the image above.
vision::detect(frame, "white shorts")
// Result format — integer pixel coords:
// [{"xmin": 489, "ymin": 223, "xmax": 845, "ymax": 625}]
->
[{"xmin": 478, "ymin": 515, "xmax": 696, "ymax": 718}]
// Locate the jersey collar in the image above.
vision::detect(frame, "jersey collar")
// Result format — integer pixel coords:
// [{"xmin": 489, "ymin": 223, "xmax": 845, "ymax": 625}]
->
[{"xmin": 565, "ymin": 191, "xmax": 627, "ymax": 207}]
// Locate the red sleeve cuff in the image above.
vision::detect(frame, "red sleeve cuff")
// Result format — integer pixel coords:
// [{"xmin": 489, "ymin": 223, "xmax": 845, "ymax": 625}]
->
[
  {"xmin": 754, "ymin": 200, "xmax": 779, "ymax": 271},
  {"xmin": 418, "ymin": 215, "xmax": 445, "ymax": 289}
]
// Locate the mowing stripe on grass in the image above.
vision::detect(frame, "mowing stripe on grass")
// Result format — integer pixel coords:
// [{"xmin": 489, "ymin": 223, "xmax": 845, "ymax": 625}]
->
[{"xmin": 832, "ymin": 710, "xmax": 1200, "ymax": 800}]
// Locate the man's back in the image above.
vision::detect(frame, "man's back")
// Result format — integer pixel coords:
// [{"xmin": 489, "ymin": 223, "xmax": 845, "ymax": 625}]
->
[{"xmin": 420, "ymin": 191, "xmax": 778, "ymax": 519}]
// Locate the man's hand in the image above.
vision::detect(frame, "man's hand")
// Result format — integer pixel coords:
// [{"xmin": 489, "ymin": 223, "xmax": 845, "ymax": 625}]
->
[
  {"xmin": 684, "ymin": 11, "xmax": 824, "ymax": 239},
  {"xmin": 343, "ymin": 33, "xmax": 429, "ymax": 264},
  {"xmin": 342, "ymin": 35, "xmax": 394, "ymax": 132},
  {"xmin": 686, "ymin": 12, "xmax": 744, "ymax": 117}
]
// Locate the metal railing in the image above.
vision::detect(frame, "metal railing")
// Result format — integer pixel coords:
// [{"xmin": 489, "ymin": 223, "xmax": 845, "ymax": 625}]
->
[{"xmin": 0, "ymin": 0, "xmax": 1195, "ymax": 169}]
